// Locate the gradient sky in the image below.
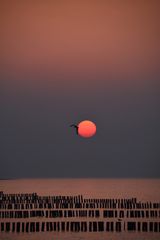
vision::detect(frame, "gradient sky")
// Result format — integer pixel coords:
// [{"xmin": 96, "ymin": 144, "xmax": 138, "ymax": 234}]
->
[{"xmin": 0, "ymin": 0, "xmax": 160, "ymax": 178}]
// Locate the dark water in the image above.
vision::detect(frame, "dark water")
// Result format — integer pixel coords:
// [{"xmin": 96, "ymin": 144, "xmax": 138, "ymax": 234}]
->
[{"xmin": 0, "ymin": 178, "xmax": 160, "ymax": 240}]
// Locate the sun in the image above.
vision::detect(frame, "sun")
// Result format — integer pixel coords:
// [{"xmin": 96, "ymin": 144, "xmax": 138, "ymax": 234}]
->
[{"xmin": 78, "ymin": 120, "xmax": 96, "ymax": 138}]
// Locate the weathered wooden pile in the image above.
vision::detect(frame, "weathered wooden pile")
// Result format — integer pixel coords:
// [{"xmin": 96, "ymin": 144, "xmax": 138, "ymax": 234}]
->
[{"xmin": 0, "ymin": 191, "xmax": 159, "ymax": 233}]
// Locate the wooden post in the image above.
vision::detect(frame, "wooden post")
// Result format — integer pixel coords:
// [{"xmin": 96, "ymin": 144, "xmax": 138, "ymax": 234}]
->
[
  {"xmin": 36, "ymin": 222, "xmax": 40, "ymax": 232},
  {"xmin": 142, "ymin": 222, "xmax": 148, "ymax": 232},
  {"xmin": 16, "ymin": 222, "xmax": 20, "ymax": 233},
  {"xmin": 5, "ymin": 222, "xmax": 10, "ymax": 232},
  {"xmin": 12, "ymin": 222, "xmax": 15, "ymax": 232}
]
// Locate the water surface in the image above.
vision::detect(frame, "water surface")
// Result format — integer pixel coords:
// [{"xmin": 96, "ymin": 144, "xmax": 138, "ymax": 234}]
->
[{"xmin": 0, "ymin": 178, "xmax": 160, "ymax": 240}]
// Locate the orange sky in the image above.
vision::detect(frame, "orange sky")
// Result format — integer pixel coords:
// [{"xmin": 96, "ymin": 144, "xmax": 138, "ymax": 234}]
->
[{"xmin": 1, "ymin": 0, "xmax": 159, "ymax": 87}]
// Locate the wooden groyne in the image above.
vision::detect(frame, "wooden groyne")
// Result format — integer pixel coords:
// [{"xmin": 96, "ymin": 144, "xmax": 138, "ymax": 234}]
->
[
  {"xmin": 0, "ymin": 192, "xmax": 159, "ymax": 233},
  {"xmin": 1, "ymin": 221, "xmax": 160, "ymax": 233}
]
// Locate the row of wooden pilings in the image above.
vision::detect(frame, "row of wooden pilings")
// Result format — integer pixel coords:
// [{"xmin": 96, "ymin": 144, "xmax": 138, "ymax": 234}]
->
[
  {"xmin": 1, "ymin": 221, "xmax": 160, "ymax": 233},
  {"xmin": 0, "ymin": 192, "xmax": 159, "ymax": 233},
  {"xmin": 0, "ymin": 209, "xmax": 160, "ymax": 219},
  {"xmin": 1, "ymin": 192, "xmax": 159, "ymax": 210},
  {"xmin": 1, "ymin": 202, "xmax": 159, "ymax": 210}
]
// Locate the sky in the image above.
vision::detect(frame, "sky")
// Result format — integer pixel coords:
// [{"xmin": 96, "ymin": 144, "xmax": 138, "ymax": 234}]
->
[{"xmin": 0, "ymin": 0, "xmax": 160, "ymax": 178}]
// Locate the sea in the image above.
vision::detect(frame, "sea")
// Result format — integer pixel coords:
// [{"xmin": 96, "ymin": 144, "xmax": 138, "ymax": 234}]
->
[{"xmin": 0, "ymin": 178, "xmax": 160, "ymax": 240}]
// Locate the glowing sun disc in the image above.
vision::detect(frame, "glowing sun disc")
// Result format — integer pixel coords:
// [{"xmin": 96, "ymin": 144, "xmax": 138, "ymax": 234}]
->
[{"xmin": 78, "ymin": 120, "xmax": 96, "ymax": 138}]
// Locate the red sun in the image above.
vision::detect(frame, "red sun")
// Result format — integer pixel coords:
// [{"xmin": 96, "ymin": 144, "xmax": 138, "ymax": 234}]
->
[{"xmin": 78, "ymin": 120, "xmax": 96, "ymax": 138}]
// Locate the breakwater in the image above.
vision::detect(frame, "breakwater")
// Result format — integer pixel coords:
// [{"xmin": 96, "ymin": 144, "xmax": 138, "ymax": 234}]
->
[{"xmin": 0, "ymin": 191, "xmax": 160, "ymax": 233}]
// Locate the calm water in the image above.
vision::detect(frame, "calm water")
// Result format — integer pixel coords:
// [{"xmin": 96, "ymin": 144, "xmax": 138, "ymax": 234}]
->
[{"xmin": 0, "ymin": 178, "xmax": 160, "ymax": 240}]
